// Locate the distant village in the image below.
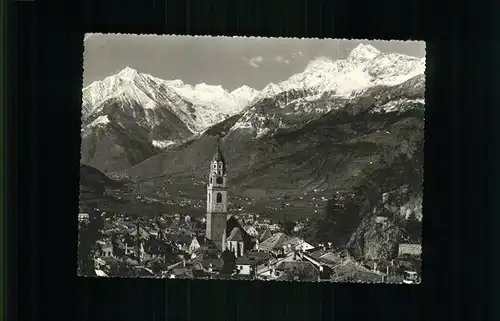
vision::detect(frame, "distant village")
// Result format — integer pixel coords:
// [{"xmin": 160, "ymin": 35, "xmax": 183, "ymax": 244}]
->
[{"xmin": 78, "ymin": 147, "xmax": 421, "ymax": 283}]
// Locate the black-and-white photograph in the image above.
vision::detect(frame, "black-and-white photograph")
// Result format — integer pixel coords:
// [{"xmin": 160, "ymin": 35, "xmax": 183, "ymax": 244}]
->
[{"xmin": 79, "ymin": 34, "xmax": 424, "ymax": 283}]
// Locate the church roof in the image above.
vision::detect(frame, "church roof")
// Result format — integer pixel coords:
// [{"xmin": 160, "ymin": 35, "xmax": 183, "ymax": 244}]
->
[
  {"xmin": 227, "ymin": 227, "xmax": 244, "ymax": 242},
  {"xmin": 259, "ymin": 228, "xmax": 273, "ymax": 242},
  {"xmin": 212, "ymin": 145, "xmax": 226, "ymax": 163},
  {"xmin": 224, "ymin": 216, "xmax": 255, "ymax": 250}
]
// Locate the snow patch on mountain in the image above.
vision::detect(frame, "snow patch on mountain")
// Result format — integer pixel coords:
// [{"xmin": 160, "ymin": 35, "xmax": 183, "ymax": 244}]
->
[
  {"xmin": 373, "ymin": 98, "xmax": 425, "ymax": 113},
  {"xmin": 152, "ymin": 140, "xmax": 176, "ymax": 149},
  {"xmin": 163, "ymin": 79, "xmax": 185, "ymax": 88},
  {"xmin": 81, "ymin": 115, "xmax": 113, "ymax": 137},
  {"xmin": 255, "ymin": 127, "xmax": 270, "ymax": 139},
  {"xmin": 91, "ymin": 115, "xmax": 110, "ymax": 126}
]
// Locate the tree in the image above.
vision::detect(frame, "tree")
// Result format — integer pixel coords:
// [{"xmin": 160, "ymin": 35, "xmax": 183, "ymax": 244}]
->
[
  {"xmin": 403, "ymin": 213, "xmax": 422, "ymax": 243},
  {"xmin": 150, "ymin": 260, "xmax": 166, "ymax": 275},
  {"xmin": 115, "ymin": 261, "xmax": 135, "ymax": 277},
  {"xmin": 144, "ymin": 235, "xmax": 163, "ymax": 257},
  {"xmin": 283, "ymin": 221, "xmax": 295, "ymax": 235},
  {"xmin": 123, "ymin": 233, "xmax": 135, "ymax": 247},
  {"xmin": 78, "ymin": 204, "xmax": 104, "ymax": 276},
  {"xmin": 110, "ymin": 233, "xmax": 125, "ymax": 258},
  {"xmin": 221, "ymin": 250, "xmax": 236, "ymax": 274}
]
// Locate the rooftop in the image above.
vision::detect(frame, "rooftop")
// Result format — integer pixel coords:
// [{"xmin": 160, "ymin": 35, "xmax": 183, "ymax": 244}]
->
[
  {"xmin": 227, "ymin": 227, "xmax": 244, "ymax": 242},
  {"xmin": 202, "ymin": 257, "xmax": 224, "ymax": 270},
  {"xmin": 100, "ymin": 256, "xmax": 119, "ymax": 265},
  {"xmin": 259, "ymin": 233, "xmax": 290, "ymax": 251},
  {"xmin": 212, "ymin": 145, "xmax": 226, "ymax": 164},
  {"xmin": 275, "ymin": 261, "xmax": 319, "ymax": 280},
  {"xmin": 259, "ymin": 228, "xmax": 273, "ymax": 242},
  {"xmin": 236, "ymin": 251, "xmax": 272, "ymax": 265},
  {"xmin": 282, "ymin": 237, "xmax": 303, "ymax": 248}
]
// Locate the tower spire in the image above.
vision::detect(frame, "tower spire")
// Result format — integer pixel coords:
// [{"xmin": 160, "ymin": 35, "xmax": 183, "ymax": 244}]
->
[
  {"xmin": 212, "ymin": 139, "xmax": 226, "ymax": 167},
  {"xmin": 216, "ymin": 135, "xmax": 222, "ymax": 153}
]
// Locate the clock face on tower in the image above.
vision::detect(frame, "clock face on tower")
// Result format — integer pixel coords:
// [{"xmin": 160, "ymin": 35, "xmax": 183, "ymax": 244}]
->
[{"xmin": 216, "ymin": 177, "xmax": 223, "ymax": 184}]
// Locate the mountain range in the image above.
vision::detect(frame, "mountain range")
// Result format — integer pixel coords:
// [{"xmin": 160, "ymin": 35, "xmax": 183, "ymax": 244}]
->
[
  {"xmin": 81, "ymin": 44, "xmax": 424, "ymax": 174},
  {"xmin": 80, "ymin": 43, "xmax": 425, "ymax": 259}
]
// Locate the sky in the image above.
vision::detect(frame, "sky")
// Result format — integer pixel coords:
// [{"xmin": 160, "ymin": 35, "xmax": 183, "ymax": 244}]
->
[{"xmin": 83, "ymin": 34, "xmax": 425, "ymax": 91}]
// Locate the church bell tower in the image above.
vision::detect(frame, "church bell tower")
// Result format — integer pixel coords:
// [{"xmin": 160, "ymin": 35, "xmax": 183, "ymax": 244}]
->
[{"xmin": 206, "ymin": 144, "xmax": 229, "ymax": 248}]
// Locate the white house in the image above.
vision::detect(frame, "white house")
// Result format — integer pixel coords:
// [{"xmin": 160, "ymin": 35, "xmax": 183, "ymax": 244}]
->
[
  {"xmin": 99, "ymin": 242, "xmax": 114, "ymax": 258},
  {"xmin": 282, "ymin": 237, "xmax": 315, "ymax": 254},
  {"xmin": 296, "ymin": 241, "xmax": 315, "ymax": 252},
  {"xmin": 189, "ymin": 236, "xmax": 205, "ymax": 254},
  {"xmin": 78, "ymin": 213, "xmax": 89, "ymax": 222},
  {"xmin": 94, "ymin": 269, "xmax": 108, "ymax": 277},
  {"xmin": 235, "ymin": 263, "xmax": 252, "ymax": 275}
]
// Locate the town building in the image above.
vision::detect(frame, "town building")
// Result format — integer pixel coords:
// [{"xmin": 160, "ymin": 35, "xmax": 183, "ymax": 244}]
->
[
  {"xmin": 78, "ymin": 213, "xmax": 89, "ymax": 223},
  {"xmin": 258, "ymin": 232, "xmax": 291, "ymax": 256},
  {"xmin": 235, "ymin": 251, "xmax": 273, "ymax": 276}
]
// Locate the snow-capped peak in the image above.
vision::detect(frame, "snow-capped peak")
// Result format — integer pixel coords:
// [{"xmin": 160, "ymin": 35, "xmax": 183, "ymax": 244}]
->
[
  {"xmin": 193, "ymin": 83, "xmax": 228, "ymax": 95},
  {"xmin": 231, "ymin": 85, "xmax": 257, "ymax": 95},
  {"xmin": 117, "ymin": 67, "xmax": 139, "ymax": 80},
  {"xmin": 255, "ymin": 83, "xmax": 283, "ymax": 101},
  {"xmin": 348, "ymin": 44, "xmax": 381, "ymax": 60},
  {"xmin": 231, "ymin": 85, "xmax": 259, "ymax": 107},
  {"xmin": 278, "ymin": 44, "xmax": 424, "ymax": 97},
  {"xmin": 83, "ymin": 68, "xmax": 251, "ymax": 133}
]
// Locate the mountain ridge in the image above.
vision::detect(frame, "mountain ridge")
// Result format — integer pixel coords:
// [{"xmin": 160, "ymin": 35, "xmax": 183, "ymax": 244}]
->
[
  {"xmin": 81, "ymin": 43, "xmax": 425, "ymax": 177},
  {"xmin": 126, "ymin": 74, "xmax": 424, "ymax": 198},
  {"xmin": 83, "ymin": 43, "xmax": 425, "ymax": 129}
]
